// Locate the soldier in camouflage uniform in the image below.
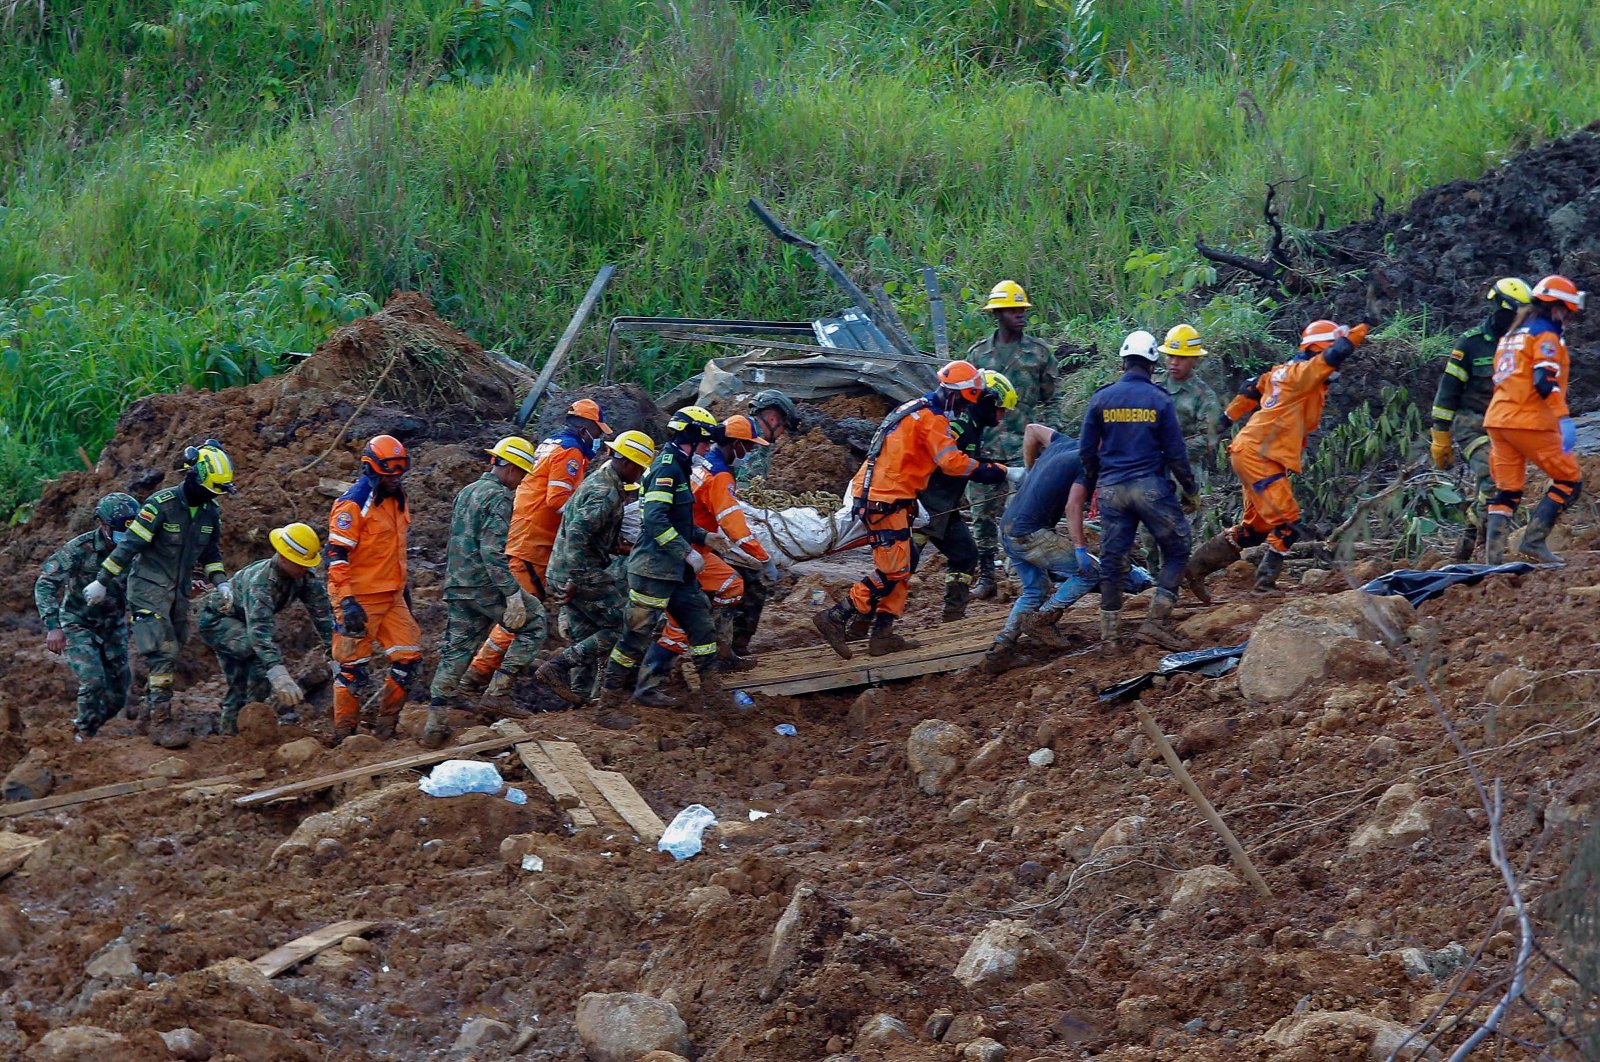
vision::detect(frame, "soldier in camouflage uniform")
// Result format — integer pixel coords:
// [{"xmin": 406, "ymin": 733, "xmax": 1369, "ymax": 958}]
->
[
  {"xmin": 730, "ymin": 390, "xmax": 798, "ymax": 654},
  {"xmin": 967, "ymin": 281, "xmax": 1058, "ymax": 598},
  {"xmin": 534, "ymin": 430, "xmax": 657, "ymax": 707},
  {"xmin": 35, "ymin": 493, "xmax": 140, "ymax": 738},
  {"xmin": 420, "ymin": 437, "xmax": 538, "ymax": 749},
  {"xmin": 198, "ymin": 522, "xmax": 334, "ymax": 734},
  {"xmin": 84, "ymin": 442, "xmax": 236, "ymax": 744},
  {"xmin": 1428, "ymin": 278, "xmax": 1533, "ymax": 560},
  {"xmin": 1144, "ymin": 324, "xmax": 1224, "ymax": 573}
]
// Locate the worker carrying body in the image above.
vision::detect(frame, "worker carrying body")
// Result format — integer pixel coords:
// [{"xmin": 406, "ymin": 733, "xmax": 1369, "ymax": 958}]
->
[
  {"xmin": 913, "ymin": 369, "xmax": 1016, "ymax": 623},
  {"xmin": 1079, "ymin": 332, "xmax": 1198, "ymax": 649},
  {"xmin": 1483, "ymin": 275, "xmax": 1587, "ymax": 564},
  {"xmin": 984, "ymin": 425, "xmax": 1156, "ymax": 671},
  {"xmin": 813, "ymin": 361, "xmax": 1009, "ymax": 659},
  {"xmin": 967, "ymin": 280, "xmax": 1058, "ymax": 600},
  {"xmin": 420, "ymin": 436, "xmax": 538, "ymax": 750},
  {"xmin": 464, "ymin": 400, "xmax": 611, "ymax": 697},
  {"xmin": 634, "ymin": 415, "xmax": 776, "ymax": 708},
  {"xmin": 1143, "ymin": 324, "xmax": 1222, "ymax": 573},
  {"xmin": 327, "ymin": 434, "xmax": 421, "ymax": 743},
  {"xmin": 36, "ymin": 492, "xmax": 140, "ymax": 738},
  {"xmin": 730, "ymin": 389, "xmax": 799, "ymax": 657},
  {"xmin": 199, "ymin": 522, "xmax": 334, "ymax": 735},
  {"xmin": 1184, "ymin": 320, "xmax": 1369, "ymax": 597},
  {"xmin": 598, "ymin": 406, "xmax": 733, "ymax": 729},
  {"xmin": 85, "ymin": 442, "xmax": 235, "ymax": 744},
  {"xmin": 1430, "ymin": 278, "xmax": 1533, "ymax": 560},
  {"xmin": 535, "ymin": 431, "xmax": 657, "ymax": 710}
]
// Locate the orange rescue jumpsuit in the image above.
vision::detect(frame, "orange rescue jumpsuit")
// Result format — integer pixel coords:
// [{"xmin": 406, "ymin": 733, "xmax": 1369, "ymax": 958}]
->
[
  {"xmin": 658, "ymin": 448, "xmax": 771, "ymax": 654},
  {"xmin": 327, "ymin": 477, "xmax": 420, "ymax": 729},
  {"xmin": 848, "ymin": 395, "xmax": 984, "ymax": 618},
  {"xmin": 1223, "ymin": 355, "xmax": 1336, "ymax": 554},
  {"xmin": 1484, "ymin": 319, "xmax": 1580, "ymax": 515}
]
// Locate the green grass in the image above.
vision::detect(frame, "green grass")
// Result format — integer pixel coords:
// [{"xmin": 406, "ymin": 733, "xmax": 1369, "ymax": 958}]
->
[{"xmin": 3, "ymin": 0, "xmax": 1600, "ymax": 515}]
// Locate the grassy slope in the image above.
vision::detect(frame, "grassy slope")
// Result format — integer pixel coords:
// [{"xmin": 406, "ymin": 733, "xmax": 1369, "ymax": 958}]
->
[{"xmin": 3, "ymin": 0, "xmax": 1600, "ymax": 514}]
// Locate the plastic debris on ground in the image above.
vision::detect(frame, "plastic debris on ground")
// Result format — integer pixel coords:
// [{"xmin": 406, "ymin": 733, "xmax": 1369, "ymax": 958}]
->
[
  {"xmin": 774, "ymin": 723, "xmax": 797, "ymax": 736},
  {"xmin": 504, "ymin": 787, "xmax": 528, "ymax": 805},
  {"xmin": 658, "ymin": 804, "xmax": 719, "ymax": 861},
  {"xmin": 418, "ymin": 760, "xmax": 505, "ymax": 797},
  {"xmin": 1359, "ymin": 561, "xmax": 1550, "ymax": 606},
  {"xmin": 733, "ymin": 690, "xmax": 754, "ymax": 708},
  {"xmin": 521, "ymin": 854, "xmax": 544, "ymax": 872},
  {"xmin": 749, "ymin": 809, "xmax": 772, "ymax": 821},
  {"xmin": 1097, "ymin": 643, "xmax": 1250, "ymax": 702}
]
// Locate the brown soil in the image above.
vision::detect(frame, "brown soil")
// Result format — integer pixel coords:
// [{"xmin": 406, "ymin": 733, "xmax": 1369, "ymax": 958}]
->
[{"xmin": 763, "ymin": 429, "xmax": 860, "ymax": 497}]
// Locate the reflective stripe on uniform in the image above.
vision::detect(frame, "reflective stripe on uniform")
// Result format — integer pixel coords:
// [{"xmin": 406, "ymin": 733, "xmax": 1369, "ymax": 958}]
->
[
  {"xmin": 1432, "ymin": 405, "xmax": 1455, "ymax": 422},
  {"xmin": 655, "ymin": 527, "xmax": 679, "ymax": 545},
  {"xmin": 609, "ymin": 647, "xmax": 637, "ymax": 667},
  {"xmin": 690, "ymin": 643, "xmax": 718, "ymax": 657},
  {"xmin": 643, "ymin": 490, "xmax": 674, "ymax": 504},
  {"xmin": 629, "ymin": 589, "xmax": 669, "ymax": 608},
  {"xmin": 102, "ymin": 558, "xmax": 124, "ymax": 576},
  {"xmin": 1444, "ymin": 361, "xmax": 1469, "ymax": 381},
  {"xmin": 205, "ymin": 562, "xmax": 226, "ymax": 575},
  {"xmin": 329, "ymin": 533, "xmax": 357, "ymax": 547},
  {"xmin": 130, "ymin": 522, "xmax": 155, "ymax": 542},
  {"xmin": 714, "ymin": 504, "xmax": 740, "ymax": 520},
  {"xmin": 932, "ymin": 444, "xmax": 961, "ymax": 462},
  {"xmin": 384, "ymin": 644, "xmax": 422, "ymax": 656},
  {"xmin": 149, "ymin": 672, "xmax": 174, "ymax": 688}
]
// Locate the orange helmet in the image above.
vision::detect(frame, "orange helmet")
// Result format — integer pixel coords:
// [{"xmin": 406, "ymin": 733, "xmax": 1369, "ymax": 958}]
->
[
  {"xmin": 362, "ymin": 435, "xmax": 410, "ymax": 476},
  {"xmin": 1532, "ymin": 275, "xmax": 1586, "ymax": 313},
  {"xmin": 1299, "ymin": 319, "xmax": 1343, "ymax": 352},
  {"xmin": 937, "ymin": 359, "xmax": 986, "ymax": 402},
  {"xmin": 567, "ymin": 398, "xmax": 612, "ymax": 433},
  {"xmin": 720, "ymin": 414, "xmax": 770, "ymax": 447}
]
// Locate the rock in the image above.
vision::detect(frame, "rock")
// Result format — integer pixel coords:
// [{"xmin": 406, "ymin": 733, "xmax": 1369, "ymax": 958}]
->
[
  {"xmin": 314, "ymin": 837, "xmax": 346, "ymax": 864},
  {"xmin": 1392, "ymin": 942, "xmax": 1469, "ymax": 983},
  {"xmin": 1250, "ymin": 731, "xmax": 1288, "ymax": 766},
  {"xmin": 1300, "ymin": 567, "xmax": 1334, "ymax": 588},
  {"xmin": 857, "ymin": 1014, "xmax": 913, "ymax": 1046},
  {"xmin": 270, "ymin": 780, "xmax": 414, "ymax": 864},
  {"xmin": 762, "ymin": 881, "xmax": 846, "ymax": 999},
  {"xmin": 1175, "ymin": 718, "xmax": 1236, "ymax": 758},
  {"xmin": 1364, "ymin": 735, "xmax": 1400, "ymax": 766},
  {"xmin": 159, "ymin": 1028, "xmax": 213, "ymax": 1061},
  {"xmin": 1116, "ymin": 995, "xmax": 1173, "ymax": 1040},
  {"xmin": 1237, "ymin": 591, "xmax": 1412, "ymax": 703},
  {"xmin": 340, "ymin": 935, "xmax": 374, "ymax": 954},
  {"xmin": 1324, "ymin": 637, "xmax": 1394, "ymax": 680},
  {"xmin": 31, "ymin": 1026, "xmax": 128, "ymax": 1061},
  {"xmin": 3, "ymin": 750, "xmax": 53, "ymax": 802},
  {"xmin": 85, "ymin": 939, "xmax": 140, "ymax": 980},
  {"xmin": 924, "ymin": 1009, "xmax": 955, "ymax": 1041},
  {"xmin": 1165, "ymin": 865, "xmax": 1243, "ymax": 915},
  {"xmin": 236, "ymin": 702, "xmax": 279, "ymax": 745},
  {"xmin": 1027, "ymin": 748, "xmax": 1055, "ymax": 768},
  {"xmin": 1350, "ymin": 782, "xmax": 1434, "ymax": 854},
  {"xmin": 455, "ymin": 725, "xmax": 496, "ymax": 744},
  {"xmin": 223, "ymin": 1018, "xmax": 320, "ymax": 1062},
  {"xmin": 147, "ymin": 756, "xmax": 192, "ymax": 780},
  {"xmin": 1263, "ymin": 1009, "xmax": 1439, "ymax": 1059},
  {"xmin": 965, "ymin": 736, "xmax": 1007, "ymax": 774},
  {"xmin": 575, "ymin": 992, "xmax": 692, "ymax": 1062},
  {"xmin": 686, "ymin": 885, "xmax": 732, "ymax": 914},
  {"xmin": 339, "ymin": 733, "xmax": 383, "ymax": 756},
  {"xmin": 272, "ymin": 737, "xmax": 323, "ymax": 770},
  {"xmin": 944, "ymin": 1013, "xmax": 991, "ymax": 1044},
  {"xmin": 949, "ymin": 798, "xmax": 980, "ymax": 824},
  {"xmin": 953, "ymin": 919, "xmax": 1038, "ymax": 990},
  {"xmin": 963, "ymin": 1037, "xmax": 1006, "ymax": 1062},
  {"xmin": 1485, "ymin": 666, "xmax": 1536, "ymax": 708},
  {"xmin": 1091, "ymin": 815, "xmax": 1145, "ymax": 855},
  {"xmin": 1178, "ymin": 600, "xmax": 1260, "ymax": 641},
  {"xmin": 500, "ymin": 833, "xmax": 537, "ymax": 865},
  {"xmin": 637, "ymin": 1054, "xmax": 689, "ymax": 1062},
  {"xmin": 847, "ymin": 688, "xmax": 884, "ymax": 736},
  {"xmin": 311, "ymin": 949, "xmax": 356, "ymax": 974},
  {"xmin": 398, "ymin": 706, "xmax": 429, "ymax": 737},
  {"xmin": 0, "ymin": 900, "xmax": 29, "ymax": 958},
  {"xmin": 453, "ymin": 1017, "xmax": 514, "ymax": 1050},
  {"xmin": 907, "ymin": 719, "xmax": 970, "ymax": 796}
]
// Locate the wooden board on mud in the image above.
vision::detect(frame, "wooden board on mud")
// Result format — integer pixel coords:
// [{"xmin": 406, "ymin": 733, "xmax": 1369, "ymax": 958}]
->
[
  {"xmin": 253, "ymin": 919, "xmax": 380, "ymax": 978},
  {"xmin": 3, "ymin": 769, "xmax": 267, "ymax": 820}
]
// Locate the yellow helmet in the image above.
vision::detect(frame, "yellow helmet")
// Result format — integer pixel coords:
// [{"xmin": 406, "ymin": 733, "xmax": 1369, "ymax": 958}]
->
[
  {"xmin": 979, "ymin": 369, "xmax": 1019, "ymax": 411},
  {"xmin": 269, "ymin": 522, "xmax": 323, "ymax": 567},
  {"xmin": 666, "ymin": 405, "xmax": 718, "ymax": 441},
  {"xmin": 982, "ymin": 280, "xmax": 1032, "ymax": 311},
  {"xmin": 1158, "ymin": 323, "xmax": 1207, "ymax": 357},
  {"xmin": 606, "ymin": 429, "xmax": 657, "ymax": 469},
  {"xmin": 1488, "ymin": 277, "xmax": 1533, "ymax": 312},
  {"xmin": 191, "ymin": 443, "xmax": 236, "ymax": 495},
  {"xmin": 486, "ymin": 435, "xmax": 537, "ymax": 474}
]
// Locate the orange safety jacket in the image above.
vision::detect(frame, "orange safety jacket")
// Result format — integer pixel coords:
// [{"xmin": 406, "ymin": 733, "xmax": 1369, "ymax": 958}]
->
[
  {"xmin": 505, "ymin": 432, "xmax": 595, "ymax": 569},
  {"xmin": 850, "ymin": 393, "xmax": 980, "ymax": 505},
  {"xmin": 1227, "ymin": 355, "xmax": 1337, "ymax": 473},
  {"xmin": 691, "ymin": 447, "xmax": 770, "ymax": 564},
  {"xmin": 1485, "ymin": 318, "xmax": 1571, "ymax": 432},
  {"xmin": 327, "ymin": 476, "xmax": 410, "ymax": 600}
]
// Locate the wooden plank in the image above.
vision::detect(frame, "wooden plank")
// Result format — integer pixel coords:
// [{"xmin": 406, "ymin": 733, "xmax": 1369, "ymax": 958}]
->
[
  {"xmin": 516, "ymin": 265, "xmax": 617, "ymax": 427},
  {"xmin": 587, "ymin": 769, "xmax": 666, "ymax": 843},
  {"xmin": 0, "ymin": 832, "xmax": 46, "ymax": 877},
  {"xmin": 252, "ymin": 919, "xmax": 380, "ymax": 978},
  {"xmin": 489, "ymin": 721, "xmax": 598, "ymax": 828},
  {"xmin": 1, "ymin": 768, "xmax": 267, "ymax": 820},
  {"xmin": 537, "ymin": 741, "xmax": 628, "ymax": 833},
  {"xmin": 235, "ymin": 735, "xmax": 526, "ymax": 808}
]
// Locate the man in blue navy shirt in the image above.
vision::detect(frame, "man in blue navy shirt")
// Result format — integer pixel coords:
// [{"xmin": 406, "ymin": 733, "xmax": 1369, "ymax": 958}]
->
[{"xmin": 1079, "ymin": 330, "xmax": 1199, "ymax": 649}]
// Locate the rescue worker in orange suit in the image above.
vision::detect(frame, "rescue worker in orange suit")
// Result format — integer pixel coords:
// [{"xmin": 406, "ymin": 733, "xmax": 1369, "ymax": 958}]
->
[
  {"xmin": 1484, "ymin": 274, "xmax": 1587, "ymax": 564},
  {"xmin": 813, "ymin": 361, "xmax": 1009, "ymax": 659},
  {"xmin": 1183, "ymin": 320, "xmax": 1369, "ymax": 596},
  {"xmin": 634, "ymin": 415, "xmax": 777, "ymax": 707},
  {"xmin": 327, "ymin": 435, "xmax": 421, "ymax": 744},
  {"xmin": 463, "ymin": 398, "xmax": 610, "ymax": 697}
]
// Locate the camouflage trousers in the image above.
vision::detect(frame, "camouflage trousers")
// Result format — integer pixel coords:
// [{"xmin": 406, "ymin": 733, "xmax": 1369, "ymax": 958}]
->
[
  {"xmin": 556, "ymin": 578, "xmax": 627, "ymax": 698},
  {"xmin": 1454, "ymin": 411, "xmax": 1494, "ymax": 526},
  {"xmin": 131, "ymin": 605, "xmax": 188, "ymax": 724},
  {"xmin": 969, "ymin": 482, "xmax": 1007, "ymax": 554},
  {"xmin": 197, "ymin": 610, "xmax": 271, "ymax": 724},
  {"xmin": 430, "ymin": 596, "xmax": 502, "ymax": 700},
  {"xmin": 727, "ymin": 563, "xmax": 768, "ymax": 653},
  {"xmin": 61, "ymin": 622, "xmax": 131, "ymax": 736}
]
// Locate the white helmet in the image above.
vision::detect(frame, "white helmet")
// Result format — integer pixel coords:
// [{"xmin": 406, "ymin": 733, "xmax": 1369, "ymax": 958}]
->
[{"xmin": 1119, "ymin": 329, "xmax": 1160, "ymax": 363}]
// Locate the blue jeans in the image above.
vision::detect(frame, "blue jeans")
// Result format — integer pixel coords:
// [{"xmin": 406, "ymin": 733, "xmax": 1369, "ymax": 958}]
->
[
  {"xmin": 1098, "ymin": 474, "xmax": 1191, "ymax": 611},
  {"xmin": 1000, "ymin": 528, "xmax": 1152, "ymax": 640}
]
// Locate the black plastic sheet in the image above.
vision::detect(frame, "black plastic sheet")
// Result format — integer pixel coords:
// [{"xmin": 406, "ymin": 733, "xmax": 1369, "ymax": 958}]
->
[
  {"xmin": 1358, "ymin": 562, "xmax": 1550, "ymax": 607},
  {"xmin": 1098, "ymin": 642, "xmax": 1250, "ymax": 702}
]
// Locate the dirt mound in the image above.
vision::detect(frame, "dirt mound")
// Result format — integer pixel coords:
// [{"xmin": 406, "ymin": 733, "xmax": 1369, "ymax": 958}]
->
[
  {"xmin": 533, "ymin": 383, "xmax": 666, "ymax": 442},
  {"xmin": 765, "ymin": 428, "xmax": 859, "ymax": 496}
]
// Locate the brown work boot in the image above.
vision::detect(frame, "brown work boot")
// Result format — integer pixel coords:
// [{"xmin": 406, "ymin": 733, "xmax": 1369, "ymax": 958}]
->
[
  {"xmin": 1182, "ymin": 534, "xmax": 1240, "ymax": 604},
  {"xmin": 372, "ymin": 717, "xmax": 398, "ymax": 741},
  {"xmin": 331, "ymin": 724, "xmax": 357, "ymax": 747},
  {"xmin": 813, "ymin": 603, "xmax": 858, "ymax": 660},
  {"xmin": 1020, "ymin": 606, "xmax": 1068, "ymax": 648},
  {"xmin": 697, "ymin": 665, "xmax": 735, "ymax": 714},
  {"xmin": 1516, "ymin": 499, "xmax": 1564, "ymax": 564},
  {"xmin": 419, "ymin": 704, "xmax": 451, "ymax": 750},
  {"xmin": 594, "ymin": 686, "xmax": 638, "ymax": 730},
  {"xmin": 982, "ymin": 637, "xmax": 1018, "ymax": 675},
  {"xmin": 534, "ymin": 655, "xmax": 586, "ymax": 706},
  {"xmin": 845, "ymin": 610, "xmax": 873, "ymax": 640},
  {"xmin": 1252, "ymin": 550, "xmax": 1286, "ymax": 592},
  {"xmin": 867, "ymin": 615, "xmax": 920, "ymax": 657},
  {"xmin": 1136, "ymin": 593, "xmax": 1188, "ymax": 650},
  {"xmin": 457, "ymin": 667, "xmax": 492, "ymax": 697},
  {"xmin": 483, "ymin": 670, "xmax": 514, "ymax": 699}
]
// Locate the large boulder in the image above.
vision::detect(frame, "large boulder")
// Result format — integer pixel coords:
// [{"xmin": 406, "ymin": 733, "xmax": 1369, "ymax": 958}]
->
[
  {"xmin": 761, "ymin": 881, "xmax": 848, "ymax": 1000},
  {"xmin": 907, "ymin": 720, "xmax": 970, "ymax": 796},
  {"xmin": 575, "ymin": 992, "xmax": 692, "ymax": 1062},
  {"xmin": 29, "ymin": 1026, "xmax": 134, "ymax": 1062},
  {"xmin": 3, "ymin": 750, "xmax": 54, "ymax": 802},
  {"xmin": 1263, "ymin": 1009, "xmax": 1439, "ymax": 1059},
  {"xmin": 1237, "ymin": 591, "xmax": 1411, "ymax": 703}
]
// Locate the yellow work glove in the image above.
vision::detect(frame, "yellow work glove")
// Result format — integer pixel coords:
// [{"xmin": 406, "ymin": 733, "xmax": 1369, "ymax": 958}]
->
[{"xmin": 1429, "ymin": 429, "xmax": 1454, "ymax": 470}]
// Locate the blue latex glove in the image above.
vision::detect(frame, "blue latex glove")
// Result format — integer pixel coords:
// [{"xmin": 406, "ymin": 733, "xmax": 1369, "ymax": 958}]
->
[
  {"xmin": 1561, "ymin": 416, "xmax": 1577, "ymax": 454},
  {"xmin": 762, "ymin": 557, "xmax": 781, "ymax": 584},
  {"xmin": 1075, "ymin": 547, "xmax": 1099, "ymax": 578}
]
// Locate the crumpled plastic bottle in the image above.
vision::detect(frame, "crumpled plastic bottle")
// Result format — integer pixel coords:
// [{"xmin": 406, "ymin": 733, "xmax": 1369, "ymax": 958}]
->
[
  {"xmin": 657, "ymin": 804, "xmax": 719, "ymax": 860},
  {"xmin": 418, "ymin": 760, "xmax": 504, "ymax": 797}
]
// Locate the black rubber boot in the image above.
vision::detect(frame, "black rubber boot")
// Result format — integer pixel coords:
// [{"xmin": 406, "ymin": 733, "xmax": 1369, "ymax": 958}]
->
[
  {"xmin": 1253, "ymin": 550, "xmax": 1286, "ymax": 592},
  {"xmin": 868, "ymin": 614, "xmax": 920, "ymax": 656},
  {"xmin": 1485, "ymin": 513, "xmax": 1510, "ymax": 565},
  {"xmin": 941, "ymin": 577, "xmax": 971, "ymax": 623},
  {"xmin": 1452, "ymin": 521, "xmax": 1479, "ymax": 563},
  {"xmin": 971, "ymin": 551, "xmax": 999, "ymax": 600},
  {"xmin": 1516, "ymin": 498, "xmax": 1564, "ymax": 563},
  {"xmin": 813, "ymin": 602, "xmax": 859, "ymax": 660},
  {"xmin": 594, "ymin": 685, "xmax": 638, "ymax": 730},
  {"xmin": 633, "ymin": 644, "xmax": 685, "ymax": 709},
  {"xmin": 1182, "ymin": 534, "xmax": 1241, "ymax": 603}
]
